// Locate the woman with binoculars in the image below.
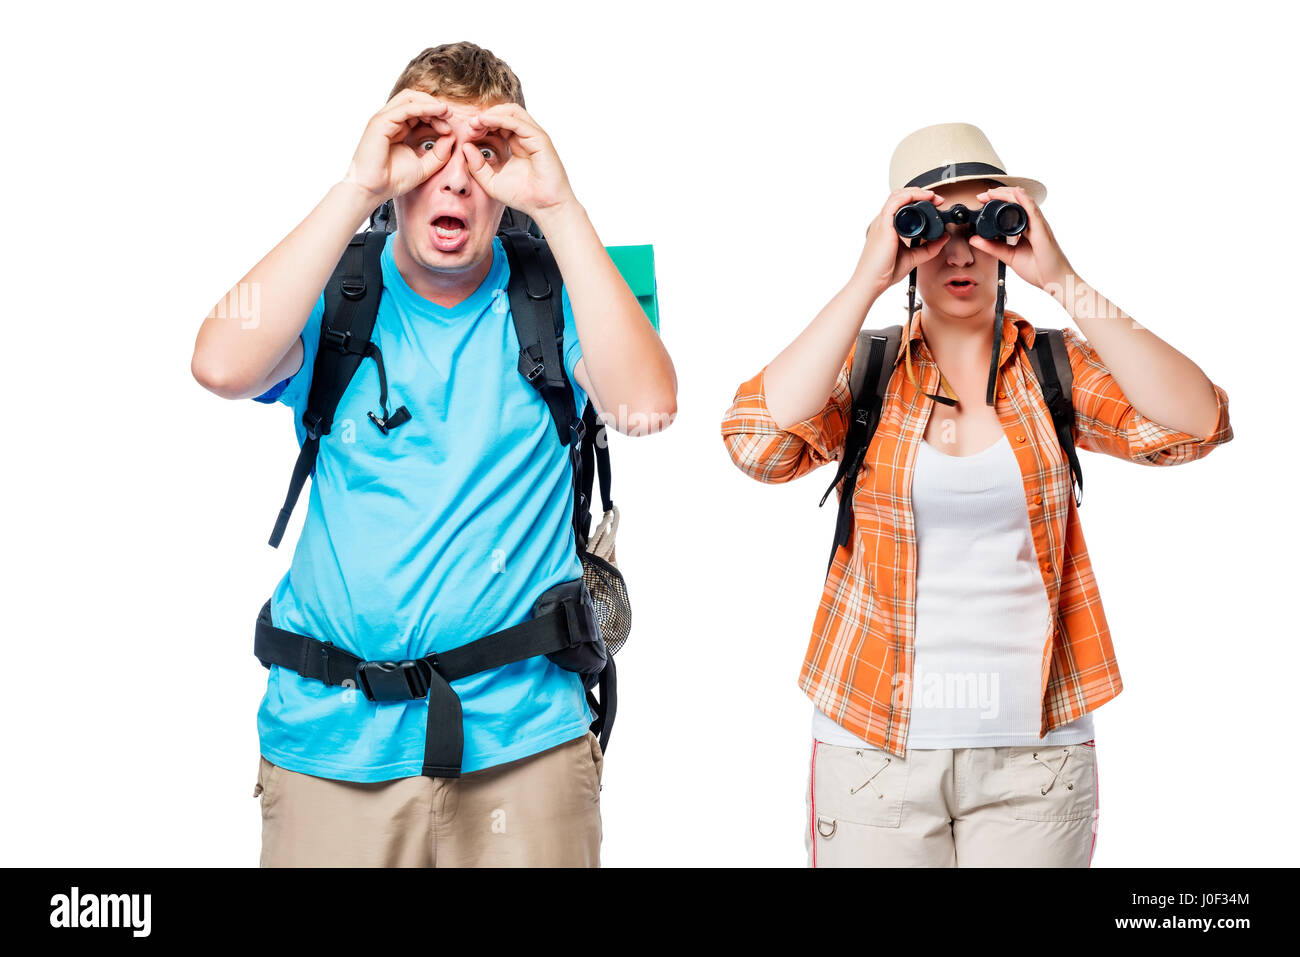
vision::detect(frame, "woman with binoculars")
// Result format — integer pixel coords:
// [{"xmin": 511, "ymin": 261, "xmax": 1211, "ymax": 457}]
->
[{"xmin": 720, "ymin": 122, "xmax": 1233, "ymax": 867}]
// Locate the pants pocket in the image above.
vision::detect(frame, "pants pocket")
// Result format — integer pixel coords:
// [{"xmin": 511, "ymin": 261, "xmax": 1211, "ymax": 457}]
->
[
  {"xmin": 584, "ymin": 731, "xmax": 604, "ymax": 794},
  {"xmin": 812, "ymin": 741, "xmax": 912, "ymax": 832},
  {"xmin": 1009, "ymin": 742, "xmax": 1097, "ymax": 822},
  {"xmin": 255, "ymin": 756, "xmax": 281, "ymax": 813}
]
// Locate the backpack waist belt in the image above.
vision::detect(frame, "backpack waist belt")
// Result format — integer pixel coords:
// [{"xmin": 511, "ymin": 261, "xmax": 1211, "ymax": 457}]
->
[{"xmin": 253, "ymin": 576, "xmax": 603, "ymax": 779}]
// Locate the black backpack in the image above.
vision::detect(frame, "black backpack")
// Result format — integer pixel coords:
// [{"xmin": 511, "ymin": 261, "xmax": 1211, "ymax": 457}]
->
[
  {"xmin": 818, "ymin": 324, "xmax": 1084, "ymax": 576},
  {"xmin": 259, "ymin": 199, "xmax": 627, "ymax": 755}
]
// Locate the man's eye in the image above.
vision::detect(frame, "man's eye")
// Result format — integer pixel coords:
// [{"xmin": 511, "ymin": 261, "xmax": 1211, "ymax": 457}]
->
[
  {"xmin": 479, "ymin": 146, "xmax": 497, "ymax": 162},
  {"xmin": 418, "ymin": 137, "xmax": 439, "ymax": 152}
]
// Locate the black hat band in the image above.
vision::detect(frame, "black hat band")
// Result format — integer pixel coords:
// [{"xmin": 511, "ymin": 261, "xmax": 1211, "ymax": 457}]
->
[{"xmin": 905, "ymin": 162, "xmax": 1007, "ymax": 190}]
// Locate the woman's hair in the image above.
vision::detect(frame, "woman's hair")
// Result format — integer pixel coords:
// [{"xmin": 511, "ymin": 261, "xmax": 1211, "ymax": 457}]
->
[{"xmin": 388, "ymin": 41, "xmax": 525, "ymax": 107}]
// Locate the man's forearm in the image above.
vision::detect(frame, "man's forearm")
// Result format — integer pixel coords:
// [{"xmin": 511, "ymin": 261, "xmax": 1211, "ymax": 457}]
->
[
  {"xmin": 532, "ymin": 200, "xmax": 677, "ymax": 420},
  {"xmin": 193, "ymin": 180, "xmax": 378, "ymax": 399},
  {"xmin": 1056, "ymin": 275, "xmax": 1220, "ymax": 438}
]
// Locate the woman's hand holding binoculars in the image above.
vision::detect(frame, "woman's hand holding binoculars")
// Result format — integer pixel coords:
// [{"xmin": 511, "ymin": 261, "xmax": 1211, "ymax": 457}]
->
[
  {"xmin": 856, "ymin": 188, "xmax": 952, "ymax": 299},
  {"xmin": 967, "ymin": 185, "xmax": 1075, "ymax": 293},
  {"xmin": 856, "ymin": 184, "xmax": 1076, "ymax": 298}
]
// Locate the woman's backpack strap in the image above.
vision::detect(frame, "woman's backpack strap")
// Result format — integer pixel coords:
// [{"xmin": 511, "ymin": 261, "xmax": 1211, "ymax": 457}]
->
[
  {"xmin": 1027, "ymin": 327, "xmax": 1083, "ymax": 508},
  {"xmin": 820, "ymin": 326, "xmax": 903, "ymax": 576}
]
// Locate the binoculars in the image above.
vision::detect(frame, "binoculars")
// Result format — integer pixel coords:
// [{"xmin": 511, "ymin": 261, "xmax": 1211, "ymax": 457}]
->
[{"xmin": 894, "ymin": 199, "xmax": 1027, "ymax": 245}]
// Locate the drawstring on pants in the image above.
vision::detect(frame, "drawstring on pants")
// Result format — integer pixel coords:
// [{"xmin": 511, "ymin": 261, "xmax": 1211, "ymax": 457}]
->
[
  {"xmin": 1032, "ymin": 747, "xmax": 1077, "ymax": 795},
  {"xmin": 849, "ymin": 752, "xmax": 892, "ymax": 799}
]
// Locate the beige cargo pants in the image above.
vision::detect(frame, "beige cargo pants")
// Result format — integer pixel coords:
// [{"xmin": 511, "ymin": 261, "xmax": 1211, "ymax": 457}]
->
[
  {"xmin": 255, "ymin": 731, "xmax": 603, "ymax": 867},
  {"xmin": 806, "ymin": 738, "xmax": 1099, "ymax": 867}
]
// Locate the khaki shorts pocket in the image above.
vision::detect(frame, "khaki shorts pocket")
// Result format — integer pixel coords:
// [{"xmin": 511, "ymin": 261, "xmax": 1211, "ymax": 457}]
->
[
  {"xmin": 254, "ymin": 756, "xmax": 281, "ymax": 813},
  {"xmin": 585, "ymin": 731, "xmax": 604, "ymax": 792},
  {"xmin": 1009, "ymin": 742, "xmax": 1096, "ymax": 822},
  {"xmin": 812, "ymin": 742, "xmax": 911, "ymax": 830}
]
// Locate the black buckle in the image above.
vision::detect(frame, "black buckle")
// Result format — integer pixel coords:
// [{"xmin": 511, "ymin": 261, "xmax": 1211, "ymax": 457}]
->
[
  {"xmin": 341, "ymin": 277, "xmax": 366, "ymax": 301},
  {"xmin": 302, "ymin": 411, "xmax": 325, "ymax": 441},
  {"xmin": 518, "ymin": 345, "xmax": 546, "ymax": 383},
  {"xmin": 355, "ymin": 657, "xmax": 437, "ymax": 702},
  {"xmin": 324, "ymin": 328, "xmax": 353, "ymax": 352},
  {"xmin": 368, "ymin": 405, "xmax": 411, "ymax": 435}
]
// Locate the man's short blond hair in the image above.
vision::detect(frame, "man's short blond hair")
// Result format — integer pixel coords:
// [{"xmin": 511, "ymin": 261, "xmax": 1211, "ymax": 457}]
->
[{"xmin": 388, "ymin": 41, "xmax": 525, "ymax": 108}]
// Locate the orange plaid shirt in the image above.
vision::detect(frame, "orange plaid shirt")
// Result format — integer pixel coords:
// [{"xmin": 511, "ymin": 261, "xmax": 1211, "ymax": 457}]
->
[{"xmin": 720, "ymin": 308, "xmax": 1233, "ymax": 757}]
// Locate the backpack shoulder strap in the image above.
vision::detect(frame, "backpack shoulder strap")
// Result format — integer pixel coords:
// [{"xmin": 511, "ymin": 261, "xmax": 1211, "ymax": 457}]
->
[
  {"xmin": 820, "ymin": 325, "xmax": 903, "ymax": 576},
  {"xmin": 267, "ymin": 227, "xmax": 387, "ymax": 547},
  {"xmin": 500, "ymin": 228, "xmax": 573, "ymax": 438},
  {"xmin": 1027, "ymin": 327, "xmax": 1083, "ymax": 508},
  {"xmin": 499, "ymin": 227, "xmax": 603, "ymax": 550}
]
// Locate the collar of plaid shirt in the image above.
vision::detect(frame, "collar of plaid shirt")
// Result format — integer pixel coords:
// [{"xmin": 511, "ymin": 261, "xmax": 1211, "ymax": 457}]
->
[{"xmin": 720, "ymin": 308, "xmax": 1233, "ymax": 758}]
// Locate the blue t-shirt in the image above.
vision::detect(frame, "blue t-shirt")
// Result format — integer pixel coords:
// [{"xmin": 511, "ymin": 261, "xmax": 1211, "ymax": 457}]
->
[{"xmin": 252, "ymin": 232, "xmax": 593, "ymax": 781}]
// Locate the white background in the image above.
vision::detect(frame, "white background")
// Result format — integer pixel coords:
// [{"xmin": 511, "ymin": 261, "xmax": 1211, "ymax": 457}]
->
[{"xmin": 1, "ymin": 0, "xmax": 1295, "ymax": 868}]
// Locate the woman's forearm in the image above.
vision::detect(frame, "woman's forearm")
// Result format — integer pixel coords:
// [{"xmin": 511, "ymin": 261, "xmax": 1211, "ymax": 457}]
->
[
  {"xmin": 1056, "ymin": 275, "xmax": 1221, "ymax": 438},
  {"xmin": 764, "ymin": 247, "xmax": 882, "ymax": 430}
]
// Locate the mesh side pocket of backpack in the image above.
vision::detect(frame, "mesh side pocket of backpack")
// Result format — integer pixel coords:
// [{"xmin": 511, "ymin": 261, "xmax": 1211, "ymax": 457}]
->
[{"xmin": 580, "ymin": 534, "xmax": 631, "ymax": 656}]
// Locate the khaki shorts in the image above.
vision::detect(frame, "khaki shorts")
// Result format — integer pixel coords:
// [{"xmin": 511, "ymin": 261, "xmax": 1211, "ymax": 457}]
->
[
  {"xmin": 806, "ymin": 738, "xmax": 1099, "ymax": 867},
  {"xmin": 255, "ymin": 731, "xmax": 603, "ymax": 867}
]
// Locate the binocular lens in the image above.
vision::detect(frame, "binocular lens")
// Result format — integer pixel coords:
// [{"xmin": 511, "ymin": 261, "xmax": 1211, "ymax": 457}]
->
[
  {"xmin": 994, "ymin": 203, "xmax": 1027, "ymax": 236},
  {"xmin": 895, "ymin": 207, "xmax": 925, "ymax": 238}
]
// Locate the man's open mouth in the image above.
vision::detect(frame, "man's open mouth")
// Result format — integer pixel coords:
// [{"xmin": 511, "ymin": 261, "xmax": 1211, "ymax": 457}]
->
[
  {"xmin": 945, "ymin": 278, "xmax": 977, "ymax": 295},
  {"xmin": 430, "ymin": 215, "xmax": 469, "ymax": 252}
]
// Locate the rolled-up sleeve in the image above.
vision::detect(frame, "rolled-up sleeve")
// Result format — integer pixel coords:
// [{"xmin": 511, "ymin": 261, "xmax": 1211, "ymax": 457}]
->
[
  {"xmin": 720, "ymin": 342, "xmax": 855, "ymax": 484},
  {"xmin": 1060, "ymin": 326, "xmax": 1233, "ymax": 466}
]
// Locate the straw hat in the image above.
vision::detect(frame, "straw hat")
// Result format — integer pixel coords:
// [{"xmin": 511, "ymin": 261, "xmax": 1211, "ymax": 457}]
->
[{"xmin": 888, "ymin": 122, "xmax": 1046, "ymax": 205}]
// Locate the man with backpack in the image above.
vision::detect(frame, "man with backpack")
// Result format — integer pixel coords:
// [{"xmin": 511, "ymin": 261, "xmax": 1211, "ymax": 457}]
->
[{"xmin": 191, "ymin": 42, "xmax": 677, "ymax": 867}]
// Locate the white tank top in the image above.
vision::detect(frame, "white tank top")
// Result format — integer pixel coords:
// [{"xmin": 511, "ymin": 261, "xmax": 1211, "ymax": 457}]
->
[{"xmin": 812, "ymin": 433, "xmax": 1094, "ymax": 749}]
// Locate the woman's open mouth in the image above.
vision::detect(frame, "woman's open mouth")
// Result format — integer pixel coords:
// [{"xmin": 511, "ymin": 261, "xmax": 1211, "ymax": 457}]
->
[
  {"xmin": 945, "ymin": 278, "xmax": 977, "ymax": 298},
  {"xmin": 430, "ymin": 215, "xmax": 469, "ymax": 252}
]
